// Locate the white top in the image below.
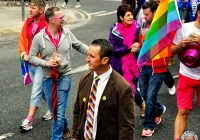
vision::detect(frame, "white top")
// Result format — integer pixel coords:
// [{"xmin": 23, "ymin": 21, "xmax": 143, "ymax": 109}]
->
[
  {"xmin": 84, "ymin": 66, "xmax": 112, "ymax": 140},
  {"xmin": 173, "ymin": 22, "xmax": 200, "ymax": 80},
  {"xmin": 137, "ymin": 9, "xmax": 145, "ymax": 25}
]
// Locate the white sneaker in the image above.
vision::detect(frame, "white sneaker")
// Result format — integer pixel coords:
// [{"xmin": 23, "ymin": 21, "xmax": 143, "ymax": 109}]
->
[
  {"xmin": 42, "ymin": 110, "xmax": 53, "ymax": 121},
  {"xmin": 61, "ymin": 2, "xmax": 66, "ymax": 8},
  {"xmin": 75, "ymin": 2, "xmax": 81, "ymax": 8},
  {"xmin": 168, "ymin": 85, "xmax": 176, "ymax": 95},
  {"xmin": 19, "ymin": 119, "xmax": 33, "ymax": 131},
  {"xmin": 163, "ymin": 105, "xmax": 166, "ymax": 113}
]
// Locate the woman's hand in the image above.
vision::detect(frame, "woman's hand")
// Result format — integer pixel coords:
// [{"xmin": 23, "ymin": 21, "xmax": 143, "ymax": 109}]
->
[{"xmin": 130, "ymin": 42, "xmax": 140, "ymax": 53}]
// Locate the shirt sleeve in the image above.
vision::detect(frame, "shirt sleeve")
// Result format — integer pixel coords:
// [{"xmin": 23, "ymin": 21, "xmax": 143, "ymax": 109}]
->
[
  {"xmin": 68, "ymin": 30, "xmax": 88, "ymax": 55},
  {"xmin": 28, "ymin": 34, "xmax": 46, "ymax": 66},
  {"xmin": 173, "ymin": 27, "xmax": 184, "ymax": 45}
]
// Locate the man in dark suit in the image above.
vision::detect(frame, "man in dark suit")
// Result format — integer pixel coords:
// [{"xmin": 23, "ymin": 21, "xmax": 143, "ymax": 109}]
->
[{"xmin": 72, "ymin": 39, "xmax": 135, "ymax": 140}]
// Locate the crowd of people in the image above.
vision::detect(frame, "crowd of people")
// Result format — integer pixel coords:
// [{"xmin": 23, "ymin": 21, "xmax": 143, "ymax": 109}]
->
[{"xmin": 17, "ymin": 0, "xmax": 200, "ymax": 139}]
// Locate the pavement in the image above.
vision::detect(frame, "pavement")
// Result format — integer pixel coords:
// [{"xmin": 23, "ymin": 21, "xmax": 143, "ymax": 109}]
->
[{"xmin": 0, "ymin": 0, "xmax": 91, "ymax": 42}]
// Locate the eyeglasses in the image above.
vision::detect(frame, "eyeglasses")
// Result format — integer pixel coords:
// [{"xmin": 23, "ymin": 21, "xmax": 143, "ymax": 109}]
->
[{"xmin": 52, "ymin": 15, "xmax": 65, "ymax": 20}]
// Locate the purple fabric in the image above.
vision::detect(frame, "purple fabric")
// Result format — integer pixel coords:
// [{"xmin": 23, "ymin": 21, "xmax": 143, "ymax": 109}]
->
[{"xmin": 108, "ymin": 25, "xmax": 130, "ymax": 74}]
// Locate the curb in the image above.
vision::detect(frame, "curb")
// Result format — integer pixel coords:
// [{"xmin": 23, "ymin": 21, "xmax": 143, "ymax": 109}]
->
[{"xmin": 0, "ymin": 2, "xmax": 91, "ymax": 43}]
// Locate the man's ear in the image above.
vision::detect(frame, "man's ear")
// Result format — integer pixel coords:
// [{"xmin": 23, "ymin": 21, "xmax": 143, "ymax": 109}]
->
[
  {"xmin": 101, "ymin": 57, "xmax": 109, "ymax": 65},
  {"xmin": 40, "ymin": 8, "xmax": 44, "ymax": 14},
  {"xmin": 197, "ymin": 10, "xmax": 200, "ymax": 17},
  {"xmin": 153, "ymin": 10, "xmax": 157, "ymax": 16}
]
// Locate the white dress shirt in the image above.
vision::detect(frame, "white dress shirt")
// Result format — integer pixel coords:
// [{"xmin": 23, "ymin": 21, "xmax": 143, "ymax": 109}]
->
[{"xmin": 84, "ymin": 67, "xmax": 112, "ymax": 140}]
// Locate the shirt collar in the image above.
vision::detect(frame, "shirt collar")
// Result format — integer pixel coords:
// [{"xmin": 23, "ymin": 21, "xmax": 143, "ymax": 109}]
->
[
  {"xmin": 45, "ymin": 28, "xmax": 62, "ymax": 38},
  {"xmin": 93, "ymin": 66, "xmax": 112, "ymax": 82}
]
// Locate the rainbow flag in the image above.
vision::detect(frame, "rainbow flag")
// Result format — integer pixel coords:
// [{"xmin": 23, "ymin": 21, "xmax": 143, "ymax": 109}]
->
[
  {"xmin": 19, "ymin": 52, "xmax": 32, "ymax": 85},
  {"xmin": 137, "ymin": 0, "xmax": 182, "ymax": 67}
]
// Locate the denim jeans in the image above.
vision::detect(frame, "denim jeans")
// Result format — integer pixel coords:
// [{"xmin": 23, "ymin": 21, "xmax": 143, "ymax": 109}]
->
[
  {"xmin": 43, "ymin": 75, "xmax": 72, "ymax": 140},
  {"xmin": 139, "ymin": 66, "xmax": 165, "ymax": 130},
  {"xmin": 28, "ymin": 64, "xmax": 44, "ymax": 107}
]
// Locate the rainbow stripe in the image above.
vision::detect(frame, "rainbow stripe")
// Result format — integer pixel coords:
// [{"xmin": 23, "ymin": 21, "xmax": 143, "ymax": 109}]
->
[
  {"xmin": 137, "ymin": 0, "xmax": 182, "ymax": 67},
  {"xmin": 19, "ymin": 52, "xmax": 32, "ymax": 85},
  {"xmin": 85, "ymin": 76, "xmax": 100, "ymax": 140}
]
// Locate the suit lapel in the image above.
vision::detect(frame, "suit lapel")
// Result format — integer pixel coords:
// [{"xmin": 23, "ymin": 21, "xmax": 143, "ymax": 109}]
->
[
  {"xmin": 97, "ymin": 71, "xmax": 116, "ymax": 123},
  {"xmin": 82, "ymin": 72, "xmax": 94, "ymax": 121}
]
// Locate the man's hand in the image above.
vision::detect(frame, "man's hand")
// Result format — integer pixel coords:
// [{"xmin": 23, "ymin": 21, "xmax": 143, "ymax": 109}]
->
[
  {"xmin": 177, "ymin": 38, "xmax": 191, "ymax": 50},
  {"xmin": 130, "ymin": 42, "xmax": 140, "ymax": 53},
  {"xmin": 45, "ymin": 59, "xmax": 59, "ymax": 67},
  {"xmin": 191, "ymin": 33, "xmax": 200, "ymax": 44},
  {"xmin": 23, "ymin": 54, "xmax": 29, "ymax": 61}
]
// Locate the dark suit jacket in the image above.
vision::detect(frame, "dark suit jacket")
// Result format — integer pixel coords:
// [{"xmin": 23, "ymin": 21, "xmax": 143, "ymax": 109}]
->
[{"xmin": 72, "ymin": 70, "xmax": 135, "ymax": 140}]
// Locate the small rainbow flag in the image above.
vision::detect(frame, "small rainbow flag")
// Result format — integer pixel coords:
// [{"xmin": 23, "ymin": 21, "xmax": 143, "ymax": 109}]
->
[
  {"xmin": 137, "ymin": 0, "xmax": 182, "ymax": 67},
  {"xmin": 19, "ymin": 52, "xmax": 32, "ymax": 85}
]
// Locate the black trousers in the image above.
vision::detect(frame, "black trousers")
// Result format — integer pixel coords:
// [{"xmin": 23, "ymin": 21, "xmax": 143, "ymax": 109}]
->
[
  {"xmin": 64, "ymin": 0, "xmax": 79, "ymax": 3},
  {"xmin": 164, "ymin": 69, "xmax": 174, "ymax": 88}
]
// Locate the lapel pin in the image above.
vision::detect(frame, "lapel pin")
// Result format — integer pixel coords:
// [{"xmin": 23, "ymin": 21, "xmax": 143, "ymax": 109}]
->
[
  {"xmin": 102, "ymin": 96, "xmax": 106, "ymax": 101},
  {"xmin": 83, "ymin": 97, "xmax": 86, "ymax": 102}
]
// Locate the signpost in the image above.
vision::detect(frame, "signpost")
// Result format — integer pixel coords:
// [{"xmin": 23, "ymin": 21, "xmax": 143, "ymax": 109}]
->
[
  {"xmin": 21, "ymin": 0, "xmax": 25, "ymax": 21},
  {"xmin": 6, "ymin": 0, "xmax": 57, "ymax": 21},
  {"xmin": 6, "ymin": 0, "xmax": 25, "ymax": 21}
]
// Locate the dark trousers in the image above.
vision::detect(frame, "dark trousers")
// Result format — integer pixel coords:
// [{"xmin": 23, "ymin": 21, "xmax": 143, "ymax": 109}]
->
[
  {"xmin": 64, "ymin": 0, "xmax": 79, "ymax": 4},
  {"xmin": 134, "ymin": 0, "xmax": 143, "ymax": 19},
  {"xmin": 164, "ymin": 69, "xmax": 174, "ymax": 88}
]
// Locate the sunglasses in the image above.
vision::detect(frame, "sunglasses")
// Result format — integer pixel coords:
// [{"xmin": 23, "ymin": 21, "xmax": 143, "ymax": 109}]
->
[{"xmin": 52, "ymin": 15, "xmax": 65, "ymax": 20}]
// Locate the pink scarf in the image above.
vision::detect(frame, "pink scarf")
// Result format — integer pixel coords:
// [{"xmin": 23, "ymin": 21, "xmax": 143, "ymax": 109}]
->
[{"xmin": 117, "ymin": 20, "xmax": 139, "ymax": 94}]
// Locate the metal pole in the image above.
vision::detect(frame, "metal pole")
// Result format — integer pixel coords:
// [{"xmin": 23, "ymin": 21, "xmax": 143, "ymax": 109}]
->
[{"xmin": 22, "ymin": 0, "xmax": 25, "ymax": 21}]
